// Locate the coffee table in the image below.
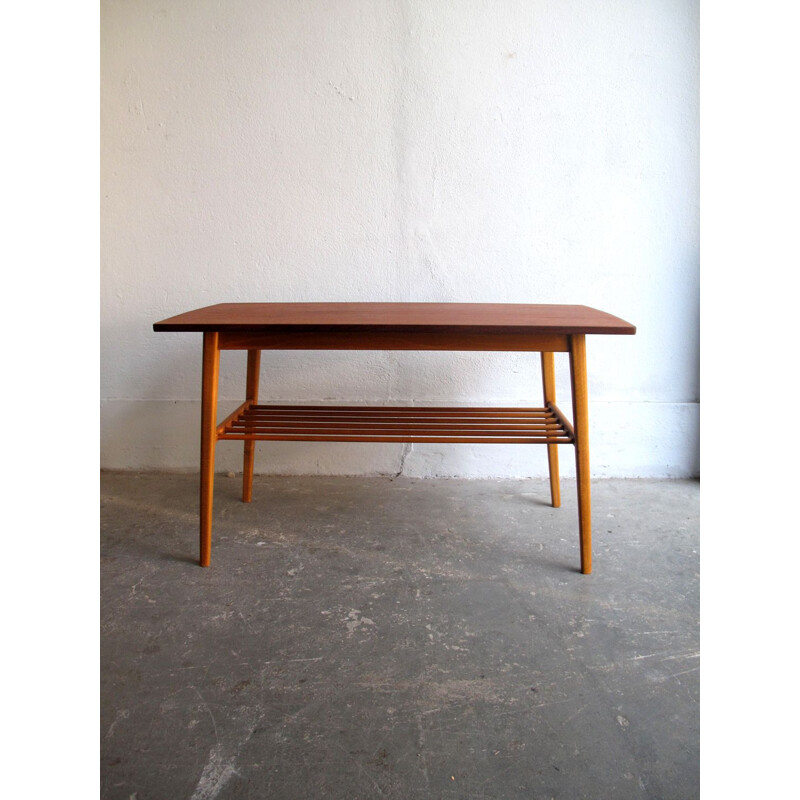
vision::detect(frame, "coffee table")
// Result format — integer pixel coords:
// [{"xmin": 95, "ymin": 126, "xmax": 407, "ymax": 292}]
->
[{"xmin": 153, "ymin": 303, "xmax": 635, "ymax": 573}]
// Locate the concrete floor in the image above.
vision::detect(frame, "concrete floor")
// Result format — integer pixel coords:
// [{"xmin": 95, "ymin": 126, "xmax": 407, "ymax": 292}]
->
[{"xmin": 101, "ymin": 473, "xmax": 699, "ymax": 800}]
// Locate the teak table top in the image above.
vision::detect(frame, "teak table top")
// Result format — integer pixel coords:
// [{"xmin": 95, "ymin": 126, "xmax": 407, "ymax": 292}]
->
[{"xmin": 153, "ymin": 303, "xmax": 636, "ymax": 336}]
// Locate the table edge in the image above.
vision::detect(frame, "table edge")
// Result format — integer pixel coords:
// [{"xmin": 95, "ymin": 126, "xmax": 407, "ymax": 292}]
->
[{"xmin": 153, "ymin": 322, "xmax": 636, "ymax": 335}]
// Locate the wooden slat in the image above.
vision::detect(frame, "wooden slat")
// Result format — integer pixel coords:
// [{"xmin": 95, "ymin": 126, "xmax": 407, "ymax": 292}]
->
[
  {"xmin": 547, "ymin": 402, "xmax": 575, "ymax": 441},
  {"xmin": 237, "ymin": 408, "xmax": 563, "ymax": 427},
  {"xmin": 215, "ymin": 403, "xmax": 574, "ymax": 444},
  {"xmin": 240, "ymin": 410, "xmax": 556, "ymax": 415},
  {"xmin": 220, "ymin": 433, "xmax": 571, "ymax": 444},
  {"xmin": 229, "ymin": 419, "xmax": 562, "ymax": 430},
  {"xmin": 250, "ymin": 404, "xmax": 550, "ymax": 412},
  {"xmin": 226, "ymin": 423, "xmax": 567, "ymax": 436},
  {"xmin": 236, "ymin": 415, "xmax": 559, "ymax": 425},
  {"xmin": 216, "ymin": 400, "xmax": 252, "ymax": 437},
  {"xmin": 233, "ymin": 411, "xmax": 563, "ymax": 430}
]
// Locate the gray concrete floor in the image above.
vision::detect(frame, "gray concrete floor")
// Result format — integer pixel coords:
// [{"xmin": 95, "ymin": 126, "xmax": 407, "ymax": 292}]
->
[{"xmin": 101, "ymin": 473, "xmax": 699, "ymax": 800}]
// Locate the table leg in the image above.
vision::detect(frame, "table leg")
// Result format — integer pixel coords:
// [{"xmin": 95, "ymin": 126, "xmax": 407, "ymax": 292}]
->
[
  {"xmin": 569, "ymin": 334, "xmax": 592, "ymax": 574},
  {"xmin": 242, "ymin": 349, "xmax": 261, "ymax": 503},
  {"xmin": 200, "ymin": 332, "xmax": 220, "ymax": 567},
  {"xmin": 540, "ymin": 351, "xmax": 561, "ymax": 508}
]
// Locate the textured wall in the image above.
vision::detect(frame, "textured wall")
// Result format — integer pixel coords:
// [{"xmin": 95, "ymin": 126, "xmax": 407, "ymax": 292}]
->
[{"xmin": 101, "ymin": 0, "xmax": 699, "ymax": 477}]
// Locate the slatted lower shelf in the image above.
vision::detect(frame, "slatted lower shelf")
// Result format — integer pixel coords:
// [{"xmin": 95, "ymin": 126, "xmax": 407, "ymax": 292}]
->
[{"xmin": 217, "ymin": 403, "xmax": 575, "ymax": 444}]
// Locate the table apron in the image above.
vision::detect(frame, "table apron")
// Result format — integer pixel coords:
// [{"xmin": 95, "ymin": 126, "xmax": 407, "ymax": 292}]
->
[{"xmin": 217, "ymin": 330, "xmax": 570, "ymax": 352}]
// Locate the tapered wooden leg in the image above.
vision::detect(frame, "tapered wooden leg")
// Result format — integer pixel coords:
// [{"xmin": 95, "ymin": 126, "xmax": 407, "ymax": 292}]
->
[
  {"xmin": 200, "ymin": 332, "xmax": 220, "ymax": 567},
  {"xmin": 540, "ymin": 351, "xmax": 561, "ymax": 508},
  {"xmin": 569, "ymin": 334, "xmax": 592, "ymax": 574},
  {"xmin": 242, "ymin": 349, "xmax": 261, "ymax": 503}
]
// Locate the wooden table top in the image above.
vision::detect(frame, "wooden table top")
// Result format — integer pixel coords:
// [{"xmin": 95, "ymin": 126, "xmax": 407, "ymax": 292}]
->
[{"xmin": 154, "ymin": 303, "xmax": 635, "ymax": 335}]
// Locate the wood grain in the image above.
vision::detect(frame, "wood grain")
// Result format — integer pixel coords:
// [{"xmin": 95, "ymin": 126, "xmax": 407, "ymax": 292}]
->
[
  {"xmin": 199, "ymin": 332, "xmax": 220, "ymax": 568},
  {"xmin": 242, "ymin": 349, "xmax": 261, "ymax": 503},
  {"xmin": 541, "ymin": 352, "xmax": 561, "ymax": 509},
  {"xmin": 216, "ymin": 329, "xmax": 570, "ymax": 352},
  {"xmin": 153, "ymin": 303, "xmax": 636, "ymax": 574},
  {"xmin": 154, "ymin": 303, "xmax": 636, "ymax": 336},
  {"xmin": 569, "ymin": 334, "xmax": 592, "ymax": 574},
  {"xmin": 216, "ymin": 405, "xmax": 574, "ymax": 445}
]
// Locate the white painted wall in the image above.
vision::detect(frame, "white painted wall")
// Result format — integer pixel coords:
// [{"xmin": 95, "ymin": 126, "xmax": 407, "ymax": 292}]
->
[{"xmin": 101, "ymin": 0, "xmax": 699, "ymax": 478}]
